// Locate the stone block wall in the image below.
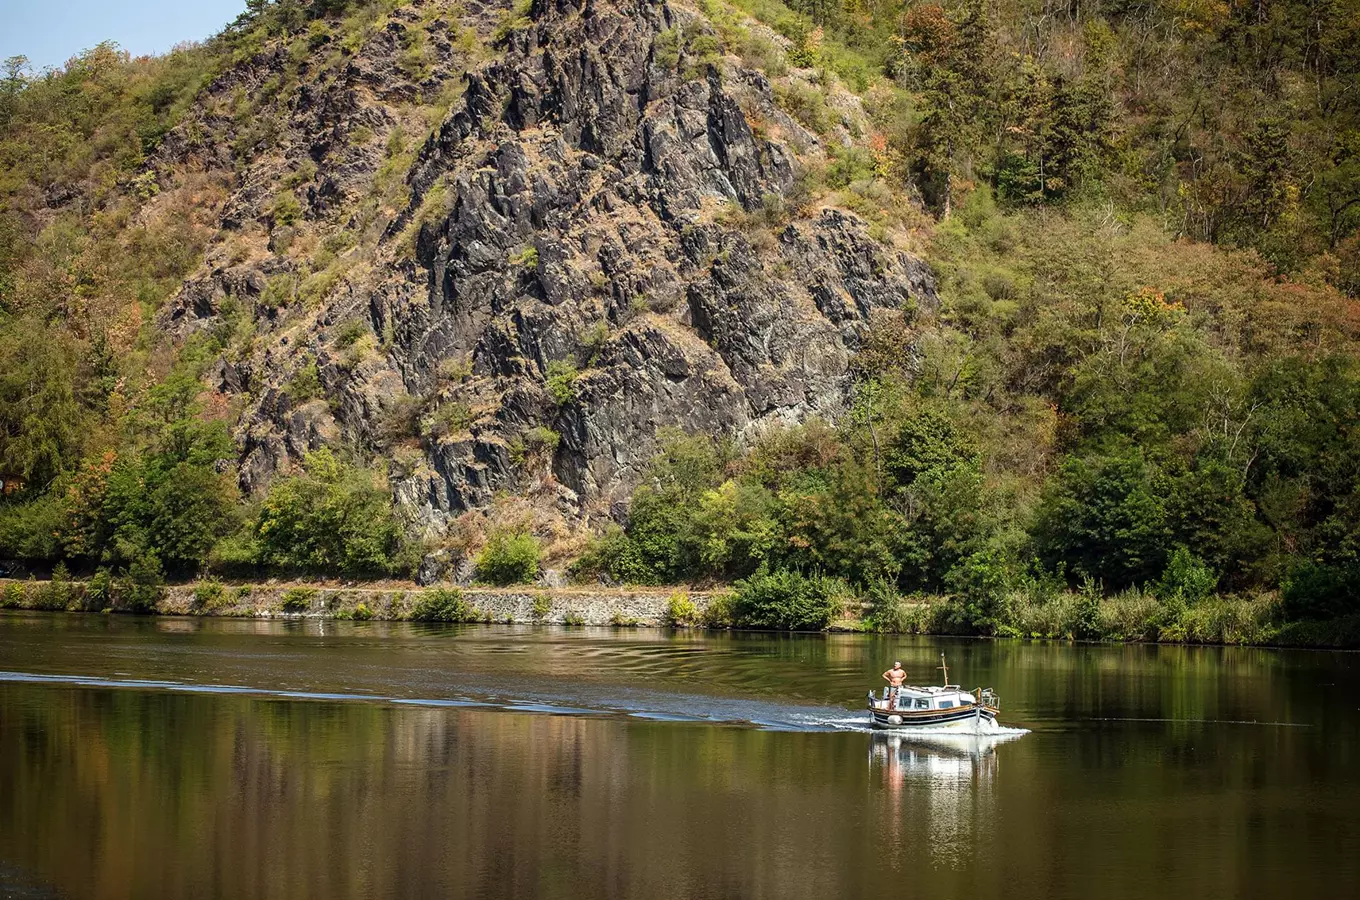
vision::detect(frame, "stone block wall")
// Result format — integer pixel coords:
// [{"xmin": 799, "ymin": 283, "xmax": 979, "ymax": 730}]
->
[{"xmin": 0, "ymin": 579, "xmax": 717, "ymax": 627}]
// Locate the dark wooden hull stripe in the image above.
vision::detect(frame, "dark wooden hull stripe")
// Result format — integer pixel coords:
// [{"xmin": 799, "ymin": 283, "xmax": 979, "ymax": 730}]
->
[{"xmin": 868, "ymin": 706, "xmax": 999, "ymax": 728}]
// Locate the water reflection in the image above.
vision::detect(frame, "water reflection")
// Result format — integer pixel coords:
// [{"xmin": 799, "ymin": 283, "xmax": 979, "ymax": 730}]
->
[
  {"xmin": 869, "ymin": 732, "xmax": 1024, "ymax": 869},
  {"xmin": 1, "ymin": 613, "xmax": 1359, "ymax": 899}
]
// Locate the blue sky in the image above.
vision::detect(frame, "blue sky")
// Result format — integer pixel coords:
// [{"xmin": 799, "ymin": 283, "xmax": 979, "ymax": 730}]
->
[{"xmin": 0, "ymin": 0, "xmax": 248, "ymax": 71}]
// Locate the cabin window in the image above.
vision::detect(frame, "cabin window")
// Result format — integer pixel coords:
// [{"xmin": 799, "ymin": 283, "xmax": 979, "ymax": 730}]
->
[
  {"xmin": 939, "ymin": 701, "xmax": 954, "ymax": 709},
  {"xmin": 915, "ymin": 699, "xmax": 928, "ymax": 709}
]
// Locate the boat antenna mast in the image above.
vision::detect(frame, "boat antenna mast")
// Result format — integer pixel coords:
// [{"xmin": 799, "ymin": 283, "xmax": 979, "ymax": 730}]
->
[{"xmin": 938, "ymin": 652, "xmax": 951, "ymax": 687}]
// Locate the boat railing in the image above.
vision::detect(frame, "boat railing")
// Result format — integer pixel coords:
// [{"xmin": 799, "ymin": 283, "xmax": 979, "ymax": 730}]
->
[{"xmin": 870, "ymin": 686, "xmax": 1001, "ymax": 708}]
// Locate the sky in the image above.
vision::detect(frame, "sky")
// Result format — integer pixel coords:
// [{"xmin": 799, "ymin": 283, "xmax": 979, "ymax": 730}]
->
[{"xmin": 0, "ymin": 0, "xmax": 249, "ymax": 71}]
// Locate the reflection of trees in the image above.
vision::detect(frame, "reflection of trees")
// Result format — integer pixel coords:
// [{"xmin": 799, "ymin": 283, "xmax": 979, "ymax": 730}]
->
[
  {"xmin": 0, "ymin": 686, "xmax": 1027, "ymax": 899},
  {"xmin": 2, "ymin": 688, "xmax": 903, "ymax": 899},
  {"xmin": 0, "ymin": 629, "xmax": 1355, "ymax": 899}
]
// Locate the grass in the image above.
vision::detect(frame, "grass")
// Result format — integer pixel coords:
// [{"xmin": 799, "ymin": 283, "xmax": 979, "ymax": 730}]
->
[
  {"xmin": 858, "ymin": 587, "xmax": 1360, "ymax": 649},
  {"xmin": 280, "ymin": 587, "xmax": 316, "ymax": 613},
  {"xmin": 5, "ymin": 574, "xmax": 1358, "ymax": 648}
]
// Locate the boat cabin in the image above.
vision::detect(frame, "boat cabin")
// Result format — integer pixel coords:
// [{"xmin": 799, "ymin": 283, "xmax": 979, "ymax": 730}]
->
[{"xmin": 873, "ymin": 685, "xmax": 977, "ymax": 711}]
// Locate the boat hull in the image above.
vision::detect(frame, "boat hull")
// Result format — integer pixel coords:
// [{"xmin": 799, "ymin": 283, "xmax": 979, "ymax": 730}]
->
[{"xmin": 867, "ymin": 703, "xmax": 1000, "ymax": 731}]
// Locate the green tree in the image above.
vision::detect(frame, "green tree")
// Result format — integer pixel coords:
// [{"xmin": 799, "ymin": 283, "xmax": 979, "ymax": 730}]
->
[
  {"xmin": 255, "ymin": 449, "xmax": 402, "ymax": 576},
  {"xmin": 1035, "ymin": 449, "xmax": 1171, "ymax": 589},
  {"xmin": 777, "ymin": 460, "xmax": 902, "ymax": 584},
  {"xmin": 883, "ymin": 405, "xmax": 975, "ymax": 490},
  {"xmin": 0, "ymin": 317, "xmax": 84, "ymax": 488},
  {"xmin": 898, "ymin": 459, "xmax": 1013, "ymax": 592}
]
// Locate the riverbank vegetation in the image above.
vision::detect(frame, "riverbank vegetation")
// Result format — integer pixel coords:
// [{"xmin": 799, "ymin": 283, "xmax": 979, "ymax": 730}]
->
[
  {"xmin": 1, "ymin": 0, "xmax": 1359, "ymax": 649},
  {"xmin": 3, "ymin": 571, "xmax": 1358, "ymax": 648}
]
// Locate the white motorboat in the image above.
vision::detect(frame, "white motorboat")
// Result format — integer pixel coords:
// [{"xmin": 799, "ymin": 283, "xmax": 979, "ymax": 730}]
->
[{"xmin": 867, "ymin": 653, "xmax": 1003, "ymax": 732}]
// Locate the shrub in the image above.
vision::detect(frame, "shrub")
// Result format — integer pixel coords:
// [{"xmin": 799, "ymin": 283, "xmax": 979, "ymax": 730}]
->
[
  {"xmin": 259, "ymin": 273, "xmax": 299, "ymax": 309},
  {"xmin": 1073, "ymin": 576, "xmax": 1102, "ymax": 640},
  {"xmin": 1158, "ymin": 547, "xmax": 1218, "ymax": 606},
  {"xmin": 701, "ymin": 591, "xmax": 734, "ymax": 628},
  {"xmin": 825, "ymin": 146, "xmax": 877, "ymax": 189},
  {"xmin": 869, "ymin": 594, "xmax": 940, "ymax": 634},
  {"xmin": 1, "ymin": 581, "xmax": 24, "ymax": 609},
  {"xmin": 653, "ymin": 27, "xmax": 682, "ymax": 69},
  {"xmin": 569, "ymin": 526, "xmax": 659, "ymax": 585},
  {"xmin": 91, "ymin": 570, "xmax": 121, "ymax": 614},
  {"xmin": 665, "ymin": 590, "xmax": 699, "ymax": 626},
  {"xmin": 531, "ymin": 592, "xmax": 552, "ymax": 621},
  {"xmin": 409, "ymin": 587, "xmax": 475, "ymax": 622},
  {"xmin": 492, "ymin": 0, "xmax": 533, "ymax": 40},
  {"xmin": 509, "ymin": 245, "xmax": 538, "ymax": 268},
  {"xmin": 653, "ymin": 22, "xmax": 720, "ymax": 78},
  {"xmin": 437, "ymin": 355, "xmax": 474, "ymax": 383},
  {"xmin": 254, "ymin": 449, "xmax": 404, "ymax": 577},
  {"xmin": 287, "ymin": 362, "xmax": 321, "ymax": 402},
  {"xmin": 730, "ymin": 569, "xmax": 837, "ymax": 631},
  {"xmin": 563, "ymin": 611, "xmax": 585, "ymax": 626},
  {"xmin": 1009, "ymin": 586, "xmax": 1082, "ymax": 639},
  {"xmin": 33, "ymin": 562, "xmax": 75, "ymax": 611},
  {"xmin": 545, "ymin": 361, "xmax": 579, "ymax": 405},
  {"xmin": 0, "ymin": 497, "xmax": 64, "ymax": 562},
  {"xmin": 610, "ymin": 612, "xmax": 641, "ymax": 627},
  {"xmin": 524, "ymin": 426, "xmax": 560, "ymax": 455},
  {"xmin": 281, "ymin": 587, "xmax": 316, "ymax": 613},
  {"xmin": 271, "ymin": 192, "xmax": 303, "ymax": 226},
  {"xmin": 577, "ymin": 323, "xmax": 610, "ymax": 365},
  {"xmin": 334, "ymin": 318, "xmax": 370, "ymax": 349},
  {"xmin": 193, "ymin": 579, "xmax": 225, "ymax": 611},
  {"xmin": 1096, "ymin": 587, "xmax": 1161, "ymax": 642},
  {"xmin": 864, "ymin": 579, "xmax": 916, "ymax": 633},
  {"xmin": 475, "ymin": 531, "xmax": 541, "ymax": 585},
  {"xmin": 772, "ymin": 81, "xmax": 832, "ymax": 134},
  {"xmin": 1282, "ymin": 561, "xmax": 1359, "ymax": 620},
  {"xmin": 349, "ymin": 601, "xmax": 374, "ymax": 621},
  {"xmin": 1272, "ymin": 613, "xmax": 1360, "ymax": 649},
  {"xmin": 120, "ymin": 552, "xmax": 165, "ymax": 613},
  {"xmin": 945, "ymin": 547, "xmax": 1016, "ymax": 635},
  {"xmin": 207, "ymin": 530, "xmax": 259, "ymax": 578},
  {"xmin": 424, "ymin": 402, "xmax": 473, "ymax": 439}
]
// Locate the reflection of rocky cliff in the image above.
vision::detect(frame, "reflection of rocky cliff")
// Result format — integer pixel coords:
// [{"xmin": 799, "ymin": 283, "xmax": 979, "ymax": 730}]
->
[{"xmin": 159, "ymin": 0, "xmax": 936, "ymax": 530}]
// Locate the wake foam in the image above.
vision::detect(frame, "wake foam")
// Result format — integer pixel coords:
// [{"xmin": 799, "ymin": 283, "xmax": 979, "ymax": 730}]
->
[{"xmin": 0, "ymin": 670, "xmax": 1029, "ymax": 737}]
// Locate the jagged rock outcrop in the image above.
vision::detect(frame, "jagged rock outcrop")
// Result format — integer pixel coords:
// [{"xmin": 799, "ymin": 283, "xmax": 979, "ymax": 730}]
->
[{"xmin": 163, "ymin": 0, "xmax": 937, "ymax": 533}]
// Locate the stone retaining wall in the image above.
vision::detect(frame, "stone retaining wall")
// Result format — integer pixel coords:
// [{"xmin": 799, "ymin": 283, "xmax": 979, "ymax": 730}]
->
[{"xmin": 0, "ymin": 579, "xmax": 716, "ymax": 626}]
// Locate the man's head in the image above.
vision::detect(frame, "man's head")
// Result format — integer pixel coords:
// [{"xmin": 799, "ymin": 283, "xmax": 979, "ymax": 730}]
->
[{"xmin": 893, "ymin": 661, "xmax": 902, "ymax": 669}]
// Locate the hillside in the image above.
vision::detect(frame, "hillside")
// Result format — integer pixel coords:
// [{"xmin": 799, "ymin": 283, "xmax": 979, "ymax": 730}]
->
[{"xmin": 1, "ymin": 0, "xmax": 1358, "ymax": 637}]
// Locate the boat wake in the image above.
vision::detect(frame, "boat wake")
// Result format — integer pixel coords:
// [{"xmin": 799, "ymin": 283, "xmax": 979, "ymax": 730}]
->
[{"xmin": 0, "ymin": 670, "xmax": 964, "ymax": 734}]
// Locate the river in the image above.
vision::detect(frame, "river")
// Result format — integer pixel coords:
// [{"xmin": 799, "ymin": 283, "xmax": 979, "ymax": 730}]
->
[{"xmin": 0, "ymin": 611, "xmax": 1356, "ymax": 899}]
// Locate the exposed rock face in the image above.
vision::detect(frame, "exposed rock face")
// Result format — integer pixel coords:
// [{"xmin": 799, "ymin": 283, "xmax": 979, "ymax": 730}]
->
[{"xmin": 164, "ymin": 0, "xmax": 937, "ymax": 533}]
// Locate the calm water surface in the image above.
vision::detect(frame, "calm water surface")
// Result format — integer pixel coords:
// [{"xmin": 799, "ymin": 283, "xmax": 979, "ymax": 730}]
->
[{"xmin": 0, "ymin": 611, "xmax": 1357, "ymax": 899}]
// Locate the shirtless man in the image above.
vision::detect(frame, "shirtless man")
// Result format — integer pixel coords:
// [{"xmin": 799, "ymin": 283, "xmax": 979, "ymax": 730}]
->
[{"xmin": 882, "ymin": 661, "xmax": 907, "ymax": 709}]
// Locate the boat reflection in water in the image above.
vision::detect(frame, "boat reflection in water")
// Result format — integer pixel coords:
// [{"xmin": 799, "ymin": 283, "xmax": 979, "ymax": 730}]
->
[
  {"xmin": 870, "ymin": 731, "xmax": 1023, "ymax": 782},
  {"xmin": 868, "ymin": 731, "xmax": 1025, "ymax": 869}
]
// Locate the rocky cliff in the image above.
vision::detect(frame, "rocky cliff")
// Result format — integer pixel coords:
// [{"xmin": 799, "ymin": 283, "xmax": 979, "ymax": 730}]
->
[{"xmin": 157, "ymin": 0, "xmax": 937, "ymax": 535}]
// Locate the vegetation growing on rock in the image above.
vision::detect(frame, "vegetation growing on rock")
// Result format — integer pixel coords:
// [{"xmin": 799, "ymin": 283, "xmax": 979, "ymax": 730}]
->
[{"xmin": 0, "ymin": 0, "xmax": 1357, "ymax": 641}]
